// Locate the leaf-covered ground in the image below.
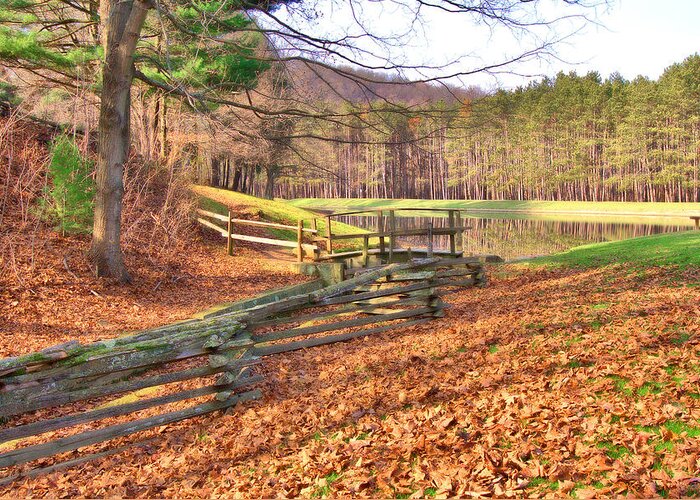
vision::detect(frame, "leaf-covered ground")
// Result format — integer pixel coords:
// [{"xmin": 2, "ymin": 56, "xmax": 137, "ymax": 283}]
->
[
  {"xmin": 0, "ymin": 229, "xmax": 307, "ymax": 357},
  {"xmin": 2, "ymin": 262, "xmax": 698, "ymax": 498}
]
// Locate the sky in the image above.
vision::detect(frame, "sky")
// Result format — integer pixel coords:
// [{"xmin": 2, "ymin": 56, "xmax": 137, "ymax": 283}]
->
[
  {"xmin": 396, "ymin": 0, "xmax": 700, "ymax": 89},
  {"xmin": 514, "ymin": 0, "xmax": 700, "ymax": 88},
  {"xmin": 274, "ymin": 0, "xmax": 700, "ymax": 91}
]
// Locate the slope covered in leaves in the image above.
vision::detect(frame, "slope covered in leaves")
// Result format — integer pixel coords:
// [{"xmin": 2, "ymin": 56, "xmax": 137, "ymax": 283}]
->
[
  {"xmin": 193, "ymin": 185, "xmax": 370, "ymax": 240},
  {"xmin": 0, "ymin": 111, "xmax": 311, "ymax": 356},
  {"xmin": 2, "ymin": 263, "xmax": 698, "ymax": 498},
  {"xmin": 0, "ymin": 232, "xmax": 307, "ymax": 357}
]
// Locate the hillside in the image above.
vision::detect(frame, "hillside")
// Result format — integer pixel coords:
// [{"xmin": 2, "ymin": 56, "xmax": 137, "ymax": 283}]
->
[
  {"xmin": 526, "ymin": 231, "xmax": 700, "ymax": 269},
  {"xmin": 0, "ymin": 116, "xmax": 308, "ymax": 357},
  {"xmin": 193, "ymin": 185, "xmax": 372, "ymax": 250},
  {"xmin": 287, "ymin": 61, "xmax": 484, "ymax": 106}
]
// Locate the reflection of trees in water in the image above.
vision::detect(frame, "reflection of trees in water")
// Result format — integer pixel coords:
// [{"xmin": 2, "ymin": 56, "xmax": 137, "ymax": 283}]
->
[{"xmin": 337, "ymin": 215, "xmax": 687, "ymax": 260}]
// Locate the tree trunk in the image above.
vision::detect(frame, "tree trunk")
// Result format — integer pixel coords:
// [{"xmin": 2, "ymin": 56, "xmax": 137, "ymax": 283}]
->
[
  {"xmin": 264, "ymin": 167, "xmax": 276, "ymax": 199},
  {"xmin": 232, "ymin": 167, "xmax": 242, "ymax": 191},
  {"xmin": 211, "ymin": 157, "xmax": 221, "ymax": 187},
  {"xmin": 90, "ymin": 0, "xmax": 150, "ymax": 283},
  {"xmin": 152, "ymin": 91, "xmax": 167, "ymax": 160}
]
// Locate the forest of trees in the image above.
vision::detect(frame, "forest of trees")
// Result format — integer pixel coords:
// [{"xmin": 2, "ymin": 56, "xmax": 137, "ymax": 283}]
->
[{"xmin": 222, "ymin": 55, "xmax": 700, "ymax": 203}]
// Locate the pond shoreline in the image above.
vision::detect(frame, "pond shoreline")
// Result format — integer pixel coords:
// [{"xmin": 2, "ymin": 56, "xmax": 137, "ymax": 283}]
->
[
  {"xmin": 288, "ymin": 198, "xmax": 700, "ymax": 219},
  {"xmin": 305, "ymin": 206, "xmax": 695, "ymax": 219},
  {"xmin": 332, "ymin": 214, "xmax": 694, "ymax": 261}
]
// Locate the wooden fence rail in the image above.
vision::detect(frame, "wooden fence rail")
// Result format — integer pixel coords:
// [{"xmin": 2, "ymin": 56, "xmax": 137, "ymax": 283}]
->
[
  {"xmin": 197, "ymin": 207, "xmax": 471, "ymax": 264},
  {"xmin": 196, "ymin": 209, "xmax": 317, "ymax": 261},
  {"xmin": 0, "ymin": 257, "xmax": 486, "ymax": 482}
]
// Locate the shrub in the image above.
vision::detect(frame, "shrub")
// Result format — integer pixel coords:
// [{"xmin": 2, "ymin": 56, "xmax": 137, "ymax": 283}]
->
[{"xmin": 41, "ymin": 134, "xmax": 94, "ymax": 233}]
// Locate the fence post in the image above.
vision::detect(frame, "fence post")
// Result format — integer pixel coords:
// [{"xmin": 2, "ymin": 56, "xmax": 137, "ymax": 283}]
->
[
  {"xmin": 325, "ymin": 216, "xmax": 333, "ymax": 254},
  {"xmin": 448, "ymin": 210, "xmax": 456, "ymax": 256},
  {"xmin": 362, "ymin": 235, "xmax": 369, "ymax": 267},
  {"xmin": 455, "ymin": 209, "xmax": 462, "ymax": 252},
  {"xmin": 376, "ymin": 210, "xmax": 385, "ymax": 256},
  {"xmin": 226, "ymin": 210, "xmax": 233, "ymax": 256},
  {"xmin": 427, "ymin": 221, "xmax": 434, "ymax": 258},
  {"xmin": 297, "ymin": 219, "xmax": 303, "ymax": 263},
  {"xmin": 388, "ymin": 210, "xmax": 396, "ymax": 263}
]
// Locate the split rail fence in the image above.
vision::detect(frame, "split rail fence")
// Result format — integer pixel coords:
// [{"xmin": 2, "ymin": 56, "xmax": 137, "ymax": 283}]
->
[
  {"xmin": 197, "ymin": 209, "xmax": 319, "ymax": 260},
  {"xmin": 0, "ymin": 257, "xmax": 485, "ymax": 484}
]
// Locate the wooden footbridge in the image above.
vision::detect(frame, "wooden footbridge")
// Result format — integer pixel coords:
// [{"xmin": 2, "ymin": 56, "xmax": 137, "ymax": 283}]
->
[{"xmin": 197, "ymin": 206, "xmax": 471, "ymax": 267}]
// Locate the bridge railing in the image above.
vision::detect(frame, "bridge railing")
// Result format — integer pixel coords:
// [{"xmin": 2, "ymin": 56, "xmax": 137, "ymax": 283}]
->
[
  {"xmin": 309, "ymin": 207, "xmax": 468, "ymax": 262},
  {"xmin": 197, "ymin": 207, "xmax": 470, "ymax": 264}
]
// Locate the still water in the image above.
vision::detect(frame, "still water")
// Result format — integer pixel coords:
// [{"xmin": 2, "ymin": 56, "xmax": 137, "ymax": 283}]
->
[{"xmin": 336, "ymin": 212, "xmax": 694, "ymax": 261}]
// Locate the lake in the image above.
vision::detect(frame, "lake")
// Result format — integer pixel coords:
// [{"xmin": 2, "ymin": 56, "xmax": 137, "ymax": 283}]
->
[{"xmin": 336, "ymin": 212, "xmax": 695, "ymax": 261}]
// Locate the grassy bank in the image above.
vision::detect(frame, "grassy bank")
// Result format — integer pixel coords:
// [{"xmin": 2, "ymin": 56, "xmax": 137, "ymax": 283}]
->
[
  {"xmin": 522, "ymin": 230, "xmax": 700, "ymax": 269},
  {"xmin": 288, "ymin": 198, "xmax": 700, "ymax": 218},
  {"xmin": 192, "ymin": 186, "xmax": 368, "ymax": 244}
]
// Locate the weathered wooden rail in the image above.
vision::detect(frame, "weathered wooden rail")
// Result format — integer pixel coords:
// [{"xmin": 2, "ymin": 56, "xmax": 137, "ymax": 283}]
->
[
  {"xmin": 0, "ymin": 257, "xmax": 486, "ymax": 483},
  {"xmin": 197, "ymin": 209, "xmax": 319, "ymax": 260},
  {"xmin": 691, "ymin": 215, "xmax": 700, "ymax": 229}
]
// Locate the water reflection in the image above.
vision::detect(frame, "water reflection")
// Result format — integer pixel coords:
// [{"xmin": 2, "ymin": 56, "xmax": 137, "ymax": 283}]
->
[{"xmin": 336, "ymin": 214, "xmax": 691, "ymax": 261}]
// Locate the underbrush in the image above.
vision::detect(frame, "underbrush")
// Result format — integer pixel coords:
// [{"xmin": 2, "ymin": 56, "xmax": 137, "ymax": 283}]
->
[
  {"xmin": 0, "ymin": 111, "xmax": 197, "ymax": 285},
  {"xmin": 0, "ymin": 111, "xmax": 51, "ymax": 282}
]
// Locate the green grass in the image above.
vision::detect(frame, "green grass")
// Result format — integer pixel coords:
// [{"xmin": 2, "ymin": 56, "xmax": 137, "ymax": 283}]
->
[
  {"xmin": 522, "ymin": 231, "xmax": 700, "ymax": 269},
  {"xmin": 312, "ymin": 472, "xmax": 340, "ymax": 498},
  {"xmin": 635, "ymin": 420, "xmax": 700, "ymax": 456},
  {"xmin": 636, "ymin": 381, "xmax": 665, "ymax": 397},
  {"xmin": 636, "ymin": 420, "xmax": 700, "ymax": 453},
  {"xmin": 192, "ymin": 185, "xmax": 369, "ymax": 245},
  {"xmin": 596, "ymin": 441, "xmax": 631, "ymax": 460},
  {"xmin": 528, "ymin": 477, "xmax": 560, "ymax": 491},
  {"xmin": 654, "ymin": 440, "xmax": 675, "ymax": 453},
  {"xmin": 288, "ymin": 198, "xmax": 699, "ymax": 218},
  {"xmin": 395, "ymin": 492, "xmax": 414, "ymax": 499},
  {"xmin": 663, "ymin": 420, "xmax": 700, "ymax": 438},
  {"xmin": 607, "ymin": 375, "xmax": 633, "ymax": 396},
  {"xmin": 566, "ymin": 357, "xmax": 595, "ymax": 369},
  {"xmin": 671, "ymin": 332, "xmax": 692, "ymax": 345}
]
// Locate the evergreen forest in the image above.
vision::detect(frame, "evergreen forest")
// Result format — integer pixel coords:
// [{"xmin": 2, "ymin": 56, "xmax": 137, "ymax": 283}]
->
[{"xmin": 247, "ymin": 55, "xmax": 700, "ymax": 202}]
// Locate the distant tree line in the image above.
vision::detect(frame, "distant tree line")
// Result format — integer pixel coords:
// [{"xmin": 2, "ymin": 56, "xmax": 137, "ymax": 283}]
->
[{"xmin": 232, "ymin": 54, "xmax": 699, "ymax": 202}]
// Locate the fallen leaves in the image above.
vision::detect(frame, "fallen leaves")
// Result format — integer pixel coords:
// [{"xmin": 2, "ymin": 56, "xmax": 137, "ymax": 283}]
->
[
  {"xmin": 1, "ymin": 259, "xmax": 699, "ymax": 497},
  {"xmin": 0, "ymin": 231, "xmax": 308, "ymax": 357}
]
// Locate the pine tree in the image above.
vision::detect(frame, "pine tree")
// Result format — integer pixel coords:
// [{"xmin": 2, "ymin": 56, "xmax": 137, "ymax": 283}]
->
[{"xmin": 42, "ymin": 135, "xmax": 95, "ymax": 234}]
